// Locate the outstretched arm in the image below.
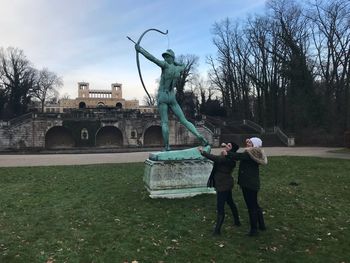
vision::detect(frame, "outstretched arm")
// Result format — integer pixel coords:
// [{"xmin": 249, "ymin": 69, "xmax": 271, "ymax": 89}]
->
[
  {"xmin": 201, "ymin": 151, "xmax": 227, "ymax": 163},
  {"xmin": 226, "ymin": 151, "xmax": 251, "ymax": 161},
  {"xmin": 198, "ymin": 147, "xmax": 228, "ymax": 163},
  {"xmin": 135, "ymin": 44, "xmax": 165, "ymax": 68}
]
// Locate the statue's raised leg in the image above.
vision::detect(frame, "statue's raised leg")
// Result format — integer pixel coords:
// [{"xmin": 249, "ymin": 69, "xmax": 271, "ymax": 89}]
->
[{"xmin": 170, "ymin": 103, "xmax": 208, "ymax": 146}]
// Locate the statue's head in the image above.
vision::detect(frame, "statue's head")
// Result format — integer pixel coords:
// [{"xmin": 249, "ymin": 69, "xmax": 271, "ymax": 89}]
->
[{"xmin": 162, "ymin": 49, "xmax": 175, "ymax": 59}]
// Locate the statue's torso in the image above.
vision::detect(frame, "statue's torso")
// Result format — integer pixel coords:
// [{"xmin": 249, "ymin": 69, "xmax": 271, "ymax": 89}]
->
[{"xmin": 159, "ymin": 64, "xmax": 182, "ymax": 92}]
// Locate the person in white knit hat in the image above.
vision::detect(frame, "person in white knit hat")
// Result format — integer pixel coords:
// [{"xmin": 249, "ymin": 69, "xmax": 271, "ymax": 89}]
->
[
  {"xmin": 249, "ymin": 137, "xmax": 262, "ymax": 148},
  {"xmin": 226, "ymin": 137, "xmax": 268, "ymax": 236}
]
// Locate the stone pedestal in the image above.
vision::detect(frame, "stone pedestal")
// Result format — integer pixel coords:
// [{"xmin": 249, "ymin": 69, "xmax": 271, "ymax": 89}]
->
[{"xmin": 144, "ymin": 159, "xmax": 215, "ymax": 198}]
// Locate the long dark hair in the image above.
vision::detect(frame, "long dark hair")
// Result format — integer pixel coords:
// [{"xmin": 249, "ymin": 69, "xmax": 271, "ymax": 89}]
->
[{"xmin": 228, "ymin": 142, "xmax": 239, "ymax": 153}]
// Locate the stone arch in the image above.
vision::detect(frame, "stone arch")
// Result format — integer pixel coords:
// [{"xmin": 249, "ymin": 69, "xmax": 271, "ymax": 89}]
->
[
  {"xmin": 79, "ymin": 101, "xmax": 86, "ymax": 109},
  {"xmin": 45, "ymin": 126, "xmax": 75, "ymax": 148},
  {"xmin": 95, "ymin": 126, "xmax": 123, "ymax": 147},
  {"xmin": 97, "ymin": 102, "xmax": 105, "ymax": 108},
  {"xmin": 143, "ymin": 125, "xmax": 163, "ymax": 146},
  {"xmin": 116, "ymin": 102, "xmax": 122, "ymax": 109}
]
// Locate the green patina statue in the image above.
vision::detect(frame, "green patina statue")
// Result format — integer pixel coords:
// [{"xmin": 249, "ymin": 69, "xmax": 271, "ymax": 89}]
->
[{"xmin": 129, "ymin": 29, "xmax": 208, "ymax": 151}]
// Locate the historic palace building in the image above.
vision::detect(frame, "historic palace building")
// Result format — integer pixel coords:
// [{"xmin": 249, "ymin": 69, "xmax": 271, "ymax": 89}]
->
[
  {"xmin": 0, "ymin": 80, "xmax": 219, "ymax": 150},
  {"xmin": 0, "ymin": 81, "xmax": 288, "ymax": 151},
  {"xmin": 44, "ymin": 82, "xmax": 156, "ymax": 114}
]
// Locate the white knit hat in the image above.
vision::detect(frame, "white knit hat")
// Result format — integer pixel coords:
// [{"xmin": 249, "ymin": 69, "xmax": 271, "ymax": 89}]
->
[{"xmin": 249, "ymin": 137, "xmax": 262, "ymax": 148}]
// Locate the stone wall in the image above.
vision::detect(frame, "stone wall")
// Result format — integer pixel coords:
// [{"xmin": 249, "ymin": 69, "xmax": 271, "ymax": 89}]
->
[
  {"xmin": 0, "ymin": 122, "xmax": 10, "ymax": 148},
  {"xmin": 1, "ymin": 120, "xmax": 34, "ymax": 149},
  {"xmin": 0, "ymin": 112, "xmax": 217, "ymax": 150}
]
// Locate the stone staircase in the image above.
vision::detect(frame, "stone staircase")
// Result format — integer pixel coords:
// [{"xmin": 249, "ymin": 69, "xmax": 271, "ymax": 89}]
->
[
  {"xmin": 220, "ymin": 133, "xmax": 285, "ymax": 147},
  {"xmin": 203, "ymin": 116, "xmax": 294, "ymax": 147}
]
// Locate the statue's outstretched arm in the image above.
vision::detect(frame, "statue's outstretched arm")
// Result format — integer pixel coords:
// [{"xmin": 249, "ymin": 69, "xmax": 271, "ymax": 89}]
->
[{"xmin": 135, "ymin": 44, "xmax": 165, "ymax": 68}]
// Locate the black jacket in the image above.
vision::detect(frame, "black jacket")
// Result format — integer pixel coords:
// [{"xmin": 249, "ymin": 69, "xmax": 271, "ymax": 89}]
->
[
  {"xmin": 201, "ymin": 151, "xmax": 236, "ymax": 192},
  {"xmin": 227, "ymin": 151, "xmax": 261, "ymax": 191}
]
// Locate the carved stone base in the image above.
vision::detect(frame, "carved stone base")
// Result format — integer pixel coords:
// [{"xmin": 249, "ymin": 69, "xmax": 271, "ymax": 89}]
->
[{"xmin": 144, "ymin": 159, "xmax": 215, "ymax": 198}]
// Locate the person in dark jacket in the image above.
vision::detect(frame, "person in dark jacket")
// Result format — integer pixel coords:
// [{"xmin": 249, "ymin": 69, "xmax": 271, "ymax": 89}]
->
[
  {"xmin": 227, "ymin": 137, "xmax": 268, "ymax": 236},
  {"xmin": 198, "ymin": 142, "xmax": 241, "ymax": 236}
]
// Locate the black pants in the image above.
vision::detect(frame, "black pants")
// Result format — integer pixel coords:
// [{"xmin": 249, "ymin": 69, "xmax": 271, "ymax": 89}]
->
[
  {"xmin": 216, "ymin": 190, "xmax": 237, "ymax": 215},
  {"xmin": 242, "ymin": 186, "xmax": 267, "ymax": 232},
  {"xmin": 241, "ymin": 187, "xmax": 260, "ymax": 211}
]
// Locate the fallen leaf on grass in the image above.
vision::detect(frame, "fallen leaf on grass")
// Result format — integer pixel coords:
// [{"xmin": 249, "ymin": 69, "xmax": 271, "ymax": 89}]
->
[{"xmin": 270, "ymin": 246, "xmax": 278, "ymax": 252}]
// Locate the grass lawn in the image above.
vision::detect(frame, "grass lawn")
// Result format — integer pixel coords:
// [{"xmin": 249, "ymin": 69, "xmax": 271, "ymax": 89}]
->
[
  {"xmin": 329, "ymin": 148, "xmax": 350, "ymax": 154},
  {"xmin": 0, "ymin": 157, "xmax": 349, "ymax": 263}
]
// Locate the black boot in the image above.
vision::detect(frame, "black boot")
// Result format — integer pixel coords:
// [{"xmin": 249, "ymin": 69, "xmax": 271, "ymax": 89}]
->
[
  {"xmin": 230, "ymin": 204, "xmax": 241, "ymax": 226},
  {"xmin": 213, "ymin": 214, "xmax": 225, "ymax": 236},
  {"xmin": 257, "ymin": 208, "xmax": 266, "ymax": 231},
  {"xmin": 247, "ymin": 209, "xmax": 258, "ymax": 236}
]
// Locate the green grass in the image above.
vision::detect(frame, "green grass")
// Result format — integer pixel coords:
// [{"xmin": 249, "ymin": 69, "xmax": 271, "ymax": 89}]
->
[
  {"xmin": 0, "ymin": 157, "xmax": 349, "ymax": 263},
  {"xmin": 329, "ymin": 148, "xmax": 350, "ymax": 154}
]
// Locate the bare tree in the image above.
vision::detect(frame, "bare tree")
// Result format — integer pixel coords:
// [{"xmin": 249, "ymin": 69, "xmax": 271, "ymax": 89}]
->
[
  {"xmin": 185, "ymin": 74, "xmax": 213, "ymax": 115},
  {"xmin": 205, "ymin": 0, "xmax": 348, "ymax": 142},
  {"xmin": 175, "ymin": 54, "xmax": 199, "ymax": 106},
  {"xmin": 207, "ymin": 55, "xmax": 228, "ymax": 106},
  {"xmin": 190, "ymin": 75, "xmax": 213, "ymax": 104},
  {"xmin": 208, "ymin": 18, "xmax": 252, "ymax": 119},
  {"xmin": 0, "ymin": 47, "xmax": 36, "ymax": 118},
  {"xmin": 208, "ymin": 19, "xmax": 235, "ymax": 113},
  {"xmin": 60, "ymin": 93, "xmax": 71, "ymax": 100},
  {"xmin": 245, "ymin": 15, "xmax": 282, "ymax": 127},
  {"xmin": 306, "ymin": 0, "xmax": 350, "ymax": 130},
  {"xmin": 266, "ymin": 0, "xmax": 317, "ymax": 131},
  {"xmin": 142, "ymin": 92, "xmax": 157, "ymax": 106},
  {"xmin": 32, "ymin": 68, "xmax": 63, "ymax": 112}
]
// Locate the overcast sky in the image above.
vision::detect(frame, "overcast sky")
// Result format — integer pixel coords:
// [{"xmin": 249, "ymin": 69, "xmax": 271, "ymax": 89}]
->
[{"xmin": 0, "ymin": 0, "xmax": 267, "ymax": 103}]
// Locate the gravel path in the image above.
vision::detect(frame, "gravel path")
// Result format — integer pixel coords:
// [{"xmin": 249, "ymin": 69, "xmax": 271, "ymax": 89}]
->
[{"xmin": 0, "ymin": 147, "xmax": 349, "ymax": 167}]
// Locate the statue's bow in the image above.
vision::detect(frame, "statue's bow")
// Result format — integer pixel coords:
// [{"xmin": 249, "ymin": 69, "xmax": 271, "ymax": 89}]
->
[{"xmin": 127, "ymin": 28, "xmax": 168, "ymax": 102}]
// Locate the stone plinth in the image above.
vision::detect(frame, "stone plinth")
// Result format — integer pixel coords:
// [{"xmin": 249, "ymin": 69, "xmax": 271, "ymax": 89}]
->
[
  {"xmin": 144, "ymin": 158, "xmax": 215, "ymax": 198},
  {"xmin": 149, "ymin": 145, "xmax": 211, "ymax": 161}
]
